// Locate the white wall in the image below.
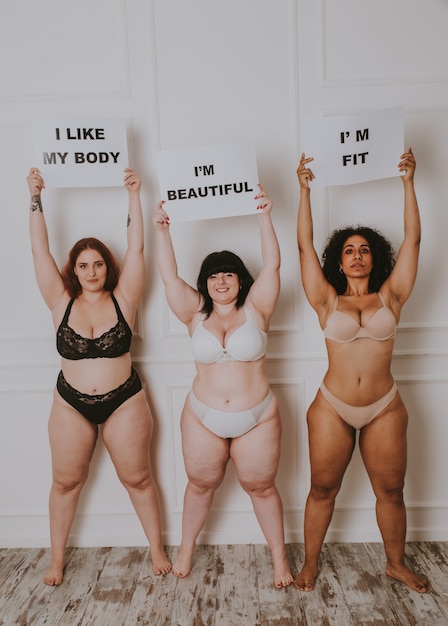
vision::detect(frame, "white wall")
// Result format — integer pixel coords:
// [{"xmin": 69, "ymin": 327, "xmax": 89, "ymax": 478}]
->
[{"xmin": 1, "ymin": 0, "xmax": 447, "ymax": 548}]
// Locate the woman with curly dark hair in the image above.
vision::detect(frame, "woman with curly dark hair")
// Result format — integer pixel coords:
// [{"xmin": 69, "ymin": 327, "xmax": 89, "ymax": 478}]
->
[
  {"xmin": 322, "ymin": 225, "xmax": 395, "ymax": 295},
  {"xmin": 27, "ymin": 168, "xmax": 171, "ymax": 586},
  {"xmin": 294, "ymin": 148, "xmax": 430, "ymax": 593}
]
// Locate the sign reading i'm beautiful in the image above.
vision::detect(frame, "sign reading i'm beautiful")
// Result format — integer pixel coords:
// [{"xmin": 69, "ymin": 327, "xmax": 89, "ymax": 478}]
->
[{"xmin": 156, "ymin": 143, "xmax": 259, "ymax": 222}]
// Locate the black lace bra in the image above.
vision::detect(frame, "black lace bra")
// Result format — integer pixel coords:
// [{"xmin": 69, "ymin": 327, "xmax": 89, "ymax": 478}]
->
[{"xmin": 56, "ymin": 294, "xmax": 132, "ymax": 360}]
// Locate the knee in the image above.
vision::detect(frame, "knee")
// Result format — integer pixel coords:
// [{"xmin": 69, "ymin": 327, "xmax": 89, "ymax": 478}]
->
[
  {"xmin": 239, "ymin": 477, "xmax": 275, "ymax": 499},
  {"xmin": 52, "ymin": 474, "xmax": 87, "ymax": 495},
  {"xmin": 375, "ymin": 481, "xmax": 405, "ymax": 504},
  {"xmin": 309, "ymin": 479, "xmax": 341, "ymax": 503},
  {"xmin": 119, "ymin": 470, "xmax": 153, "ymax": 492},
  {"xmin": 187, "ymin": 473, "xmax": 223, "ymax": 496}
]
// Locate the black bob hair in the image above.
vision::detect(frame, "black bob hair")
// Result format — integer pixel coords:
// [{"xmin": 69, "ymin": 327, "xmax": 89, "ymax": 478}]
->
[
  {"xmin": 197, "ymin": 250, "xmax": 254, "ymax": 318},
  {"xmin": 322, "ymin": 226, "xmax": 396, "ymax": 295}
]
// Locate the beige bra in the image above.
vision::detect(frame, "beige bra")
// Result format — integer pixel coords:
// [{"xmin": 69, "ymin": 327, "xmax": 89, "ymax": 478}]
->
[{"xmin": 324, "ymin": 292, "xmax": 396, "ymax": 343}]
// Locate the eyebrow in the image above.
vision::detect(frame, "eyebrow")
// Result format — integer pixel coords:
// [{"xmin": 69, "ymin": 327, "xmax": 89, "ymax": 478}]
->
[
  {"xmin": 343, "ymin": 243, "xmax": 370, "ymax": 250},
  {"xmin": 77, "ymin": 259, "xmax": 104, "ymax": 264}
]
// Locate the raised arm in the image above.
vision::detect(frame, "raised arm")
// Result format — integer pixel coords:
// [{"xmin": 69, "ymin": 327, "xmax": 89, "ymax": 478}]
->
[
  {"xmin": 296, "ymin": 154, "xmax": 334, "ymax": 316},
  {"xmin": 27, "ymin": 168, "xmax": 66, "ymax": 312},
  {"xmin": 152, "ymin": 202, "xmax": 201, "ymax": 325},
  {"xmin": 383, "ymin": 148, "xmax": 421, "ymax": 308},
  {"xmin": 116, "ymin": 169, "xmax": 146, "ymax": 309},
  {"xmin": 247, "ymin": 185, "xmax": 281, "ymax": 323}
]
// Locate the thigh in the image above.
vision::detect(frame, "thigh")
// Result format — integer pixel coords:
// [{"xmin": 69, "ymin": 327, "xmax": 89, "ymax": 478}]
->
[
  {"xmin": 102, "ymin": 389, "xmax": 154, "ymax": 475},
  {"xmin": 307, "ymin": 392, "xmax": 357, "ymax": 488},
  {"xmin": 49, "ymin": 390, "xmax": 98, "ymax": 480},
  {"xmin": 181, "ymin": 396, "xmax": 230, "ymax": 485},
  {"xmin": 359, "ymin": 392, "xmax": 408, "ymax": 492},
  {"xmin": 230, "ymin": 396, "xmax": 282, "ymax": 485}
]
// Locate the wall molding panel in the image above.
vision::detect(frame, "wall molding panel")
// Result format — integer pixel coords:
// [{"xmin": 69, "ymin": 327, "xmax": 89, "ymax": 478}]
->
[{"xmin": 1, "ymin": 0, "xmax": 447, "ymax": 548}]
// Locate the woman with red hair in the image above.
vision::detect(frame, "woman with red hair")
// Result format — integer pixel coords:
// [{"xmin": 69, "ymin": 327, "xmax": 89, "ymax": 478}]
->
[{"xmin": 27, "ymin": 168, "xmax": 171, "ymax": 586}]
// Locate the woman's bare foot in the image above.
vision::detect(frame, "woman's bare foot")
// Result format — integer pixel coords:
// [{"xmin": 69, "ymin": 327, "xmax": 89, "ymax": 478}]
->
[
  {"xmin": 43, "ymin": 562, "xmax": 64, "ymax": 586},
  {"xmin": 385, "ymin": 562, "xmax": 430, "ymax": 593},
  {"xmin": 172, "ymin": 545, "xmax": 195, "ymax": 578},
  {"xmin": 273, "ymin": 553, "xmax": 294, "ymax": 588},
  {"xmin": 293, "ymin": 563, "xmax": 318, "ymax": 592},
  {"xmin": 150, "ymin": 546, "xmax": 172, "ymax": 575}
]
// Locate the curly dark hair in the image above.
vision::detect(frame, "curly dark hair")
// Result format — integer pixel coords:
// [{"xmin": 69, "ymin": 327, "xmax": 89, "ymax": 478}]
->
[
  {"xmin": 61, "ymin": 237, "xmax": 120, "ymax": 298},
  {"xmin": 197, "ymin": 250, "xmax": 254, "ymax": 319},
  {"xmin": 322, "ymin": 226, "xmax": 396, "ymax": 294}
]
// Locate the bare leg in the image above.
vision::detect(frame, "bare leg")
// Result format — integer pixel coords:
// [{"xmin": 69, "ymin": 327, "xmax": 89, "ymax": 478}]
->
[
  {"xmin": 173, "ymin": 481, "xmax": 219, "ymax": 577},
  {"xmin": 103, "ymin": 390, "xmax": 171, "ymax": 575},
  {"xmin": 294, "ymin": 393, "xmax": 356, "ymax": 591},
  {"xmin": 172, "ymin": 400, "xmax": 229, "ymax": 578},
  {"xmin": 231, "ymin": 396, "xmax": 293, "ymax": 588},
  {"xmin": 360, "ymin": 393, "xmax": 430, "ymax": 593},
  {"xmin": 45, "ymin": 393, "xmax": 98, "ymax": 585}
]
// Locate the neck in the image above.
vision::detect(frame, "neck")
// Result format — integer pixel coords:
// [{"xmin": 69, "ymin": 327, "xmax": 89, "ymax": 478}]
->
[
  {"xmin": 78, "ymin": 289, "xmax": 109, "ymax": 304},
  {"xmin": 343, "ymin": 277, "xmax": 371, "ymax": 297},
  {"xmin": 212, "ymin": 302, "xmax": 238, "ymax": 316}
]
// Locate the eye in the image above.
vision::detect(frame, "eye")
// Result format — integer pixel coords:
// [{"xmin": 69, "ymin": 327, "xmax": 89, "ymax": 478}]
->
[{"xmin": 361, "ymin": 248, "xmax": 370, "ymax": 254}]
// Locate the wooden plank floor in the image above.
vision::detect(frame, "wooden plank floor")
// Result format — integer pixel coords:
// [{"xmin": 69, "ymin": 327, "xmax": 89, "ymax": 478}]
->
[{"xmin": 1, "ymin": 542, "xmax": 447, "ymax": 625}]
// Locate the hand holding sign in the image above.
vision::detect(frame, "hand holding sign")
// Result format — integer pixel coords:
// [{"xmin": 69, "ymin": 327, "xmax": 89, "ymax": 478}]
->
[
  {"xmin": 297, "ymin": 146, "xmax": 415, "ymax": 191},
  {"xmin": 296, "ymin": 153, "xmax": 315, "ymax": 189},
  {"xmin": 398, "ymin": 147, "xmax": 416, "ymax": 183}
]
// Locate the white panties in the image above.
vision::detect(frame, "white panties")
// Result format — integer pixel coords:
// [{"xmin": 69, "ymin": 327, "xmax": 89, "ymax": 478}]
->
[{"xmin": 189, "ymin": 389, "xmax": 273, "ymax": 438}]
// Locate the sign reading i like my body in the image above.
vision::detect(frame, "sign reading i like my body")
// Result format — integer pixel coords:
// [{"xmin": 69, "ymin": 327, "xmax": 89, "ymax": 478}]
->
[
  {"xmin": 32, "ymin": 119, "xmax": 129, "ymax": 188},
  {"xmin": 156, "ymin": 143, "xmax": 259, "ymax": 222},
  {"xmin": 301, "ymin": 107, "xmax": 405, "ymax": 187}
]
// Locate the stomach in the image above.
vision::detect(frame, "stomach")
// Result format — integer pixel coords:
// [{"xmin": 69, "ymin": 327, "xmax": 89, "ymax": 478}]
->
[
  {"xmin": 193, "ymin": 358, "xmax": 270, "ymax": 411},
  {"xmin": 324, "ymin": 339, "xmax": 395, "ymax": 405},
  {"xmin": 61, "ymin": 353, "xmax": 133, "ymax": 395}
]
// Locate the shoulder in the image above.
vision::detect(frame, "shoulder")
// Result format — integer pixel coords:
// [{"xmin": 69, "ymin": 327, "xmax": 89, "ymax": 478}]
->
[{"xmin": 51, "ymin": 292, "xmax": 72, "ymax": 327}]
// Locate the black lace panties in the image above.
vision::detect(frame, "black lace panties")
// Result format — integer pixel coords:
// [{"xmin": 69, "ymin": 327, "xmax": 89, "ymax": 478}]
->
[{"xmin": 56, "ymin": 368, "xmax": 142, "ymax": 424}]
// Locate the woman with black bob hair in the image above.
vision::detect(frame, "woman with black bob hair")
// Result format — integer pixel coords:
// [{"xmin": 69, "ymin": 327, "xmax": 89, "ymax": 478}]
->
[
  {"xmin": 153, "ymin": 185, "xmax": 293, "ymax": 589},
  {"xmin": 294, "ymin": 148, "xmax": 430, "ymax": 594},
  {"xmin": 196, "ymin": 250, "xmax": 254, "ymax": 317}
]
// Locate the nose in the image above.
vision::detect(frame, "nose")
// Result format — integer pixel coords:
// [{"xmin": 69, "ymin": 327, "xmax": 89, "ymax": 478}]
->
[{"xmin": 88, "ymin": 266, "xmax": 96, "ymax": 276}]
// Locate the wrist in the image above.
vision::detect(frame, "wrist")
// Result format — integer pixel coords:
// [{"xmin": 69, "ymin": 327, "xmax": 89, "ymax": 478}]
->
[{"xmin": 30, "ymin": 194, "xmax": 42, "ymax": 212}]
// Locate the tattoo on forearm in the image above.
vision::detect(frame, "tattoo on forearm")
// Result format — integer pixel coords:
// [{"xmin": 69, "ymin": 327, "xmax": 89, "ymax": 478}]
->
[
  {"xmin": 30, "ymin": 195, "xmax": 43, "ymax": 213},
  {"xmin": 127, "ymin": 214, "xmax": 131, "ymax": 227}
]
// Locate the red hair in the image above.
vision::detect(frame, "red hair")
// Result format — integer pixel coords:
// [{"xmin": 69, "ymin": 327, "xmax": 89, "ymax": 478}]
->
[{"xmin": 61, "ymin": 237, "xmax": 120, "ymax": 298}]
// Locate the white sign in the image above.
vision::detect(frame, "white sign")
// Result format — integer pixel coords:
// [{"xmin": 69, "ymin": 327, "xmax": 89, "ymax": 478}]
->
[
  {"xmin": 32, "ymin": 119, "xmax": 129, "ymax": 188},
  {"xmin": 156, "ymin": 143, "xmax": 259, "ymax": 222},
  {"xmin": 301, "ymin": 107, "xmax": 404, "ymax": 187}
]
